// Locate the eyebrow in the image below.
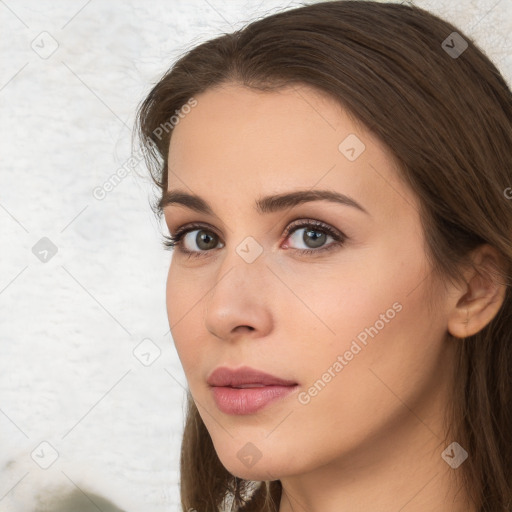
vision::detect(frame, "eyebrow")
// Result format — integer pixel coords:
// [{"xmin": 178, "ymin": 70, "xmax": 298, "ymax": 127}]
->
[{"xmin": 159, "ymin": 189, "xmax": 369, "ymax": 216}]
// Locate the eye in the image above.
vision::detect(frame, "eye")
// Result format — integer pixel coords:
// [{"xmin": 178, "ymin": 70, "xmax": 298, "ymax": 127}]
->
[
  {"xmin": 162, "ymin": 223, "xmax": 223, "ymax": 258},
  {"xmin": 282, "ymin": 219, "xmax": 346, "ymax": 255},
  {"xmin": 162, "ymin": 219, "xmax": 346, "ymax": 258}
]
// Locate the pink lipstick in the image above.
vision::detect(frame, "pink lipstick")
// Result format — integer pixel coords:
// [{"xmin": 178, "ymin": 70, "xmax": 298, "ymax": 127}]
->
[{"xmin": 207, "ymin": 366, "xmax": 298, "ymax": 415}]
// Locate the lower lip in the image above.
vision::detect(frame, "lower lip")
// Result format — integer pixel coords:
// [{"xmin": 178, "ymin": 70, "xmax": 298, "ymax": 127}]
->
[{"xmin": 211, "ymin": 385, "xmax": 298, "ymax": 415}]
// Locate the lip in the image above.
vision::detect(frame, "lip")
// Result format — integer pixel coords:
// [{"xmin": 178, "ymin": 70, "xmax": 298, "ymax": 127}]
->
[
  {"xmin": 207, "ymin": 366, "xmax": 298, "ymax": 415},
  {"xmin": 207, "ymin": 365, "xmax": 297, "ymax": 387}
]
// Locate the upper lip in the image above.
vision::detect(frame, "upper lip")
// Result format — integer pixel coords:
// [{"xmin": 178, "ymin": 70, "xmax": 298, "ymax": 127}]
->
[{"xmin": 207, "ymin": 366, "xmax": 297, "ymax": 388}]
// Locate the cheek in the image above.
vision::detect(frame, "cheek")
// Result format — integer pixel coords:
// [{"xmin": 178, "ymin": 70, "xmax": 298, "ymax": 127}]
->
[
  {"xmin": 166, "ymin": 261, "xmax": 204, "ymax": 373},
  {"xmin": 290, "ymin": 240, "xmax": 423, "ymax": 364},
  {"xmin": 289, "ymin": 248, "xmax": 443, "ymax": 434},
  {"xmin": 165, "ymin": 261, "xmax": 180, "ymax": 323},
  {"xmin": 280, "ymin": 248, "xmax": 417, "ymax": 355}
]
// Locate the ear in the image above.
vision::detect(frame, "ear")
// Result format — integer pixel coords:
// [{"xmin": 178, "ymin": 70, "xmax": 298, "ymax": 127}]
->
[{"xmin": 447, "ymin": 244, "xmax": 507, "ymax": 339}]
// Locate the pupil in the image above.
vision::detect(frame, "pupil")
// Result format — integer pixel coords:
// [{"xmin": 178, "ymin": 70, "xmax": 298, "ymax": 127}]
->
[
  {"xmin": 198, "ymin": 231, "xmax": 216, "ymax": 249},
  {"xmin": 305, "ymin": 229, "xmax": 325, "ymax": 248}
]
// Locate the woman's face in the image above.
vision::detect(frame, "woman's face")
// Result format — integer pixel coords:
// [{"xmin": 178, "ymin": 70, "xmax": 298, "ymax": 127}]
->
[{"xmin": 163, "ymin": 83, "xmax": 456, "ymax": 482}]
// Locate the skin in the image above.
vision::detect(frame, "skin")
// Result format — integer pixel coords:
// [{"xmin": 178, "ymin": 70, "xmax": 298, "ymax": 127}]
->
[{"xmin": 163, "ymin": 83, "xmax": 506, "ymax": 512}]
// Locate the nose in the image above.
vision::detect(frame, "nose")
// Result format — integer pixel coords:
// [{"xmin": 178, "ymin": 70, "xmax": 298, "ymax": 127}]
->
[{"xmin": 203, "ymin": 242, "xmax": 273, "ymax": 342}]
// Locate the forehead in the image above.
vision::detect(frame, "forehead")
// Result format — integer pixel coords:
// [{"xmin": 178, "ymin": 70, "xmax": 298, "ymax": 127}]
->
[
  {"xmin": 168, "ymin": 83, "xmax": 348, "ymax": 162},
  {"xmin": 166, "ymin": 83, "xmax": 418, "ymax": 221}
]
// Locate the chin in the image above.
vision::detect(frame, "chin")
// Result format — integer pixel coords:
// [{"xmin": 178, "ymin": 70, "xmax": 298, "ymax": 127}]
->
[{"xmin": 212, "ymin": 440, "xmax": 297, "ymax": 482}]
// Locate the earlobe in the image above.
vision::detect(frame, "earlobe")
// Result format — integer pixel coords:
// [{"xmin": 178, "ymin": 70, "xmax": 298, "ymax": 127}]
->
[{"xmin": 447, "ymin": 245, "xmax": 507, "ymax": 339}]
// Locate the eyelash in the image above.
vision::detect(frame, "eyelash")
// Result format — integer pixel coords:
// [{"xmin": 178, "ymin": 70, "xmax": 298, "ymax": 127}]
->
[{"xmin": 161, "ymin": 219, "xmax": 347, "ymax": 259}]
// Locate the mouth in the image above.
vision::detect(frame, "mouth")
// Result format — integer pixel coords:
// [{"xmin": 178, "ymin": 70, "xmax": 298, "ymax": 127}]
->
[
  {"xmin": 210, "ymin": 385, "xmax": 298, "ymax": 415},
  {"xmin": 207, "ymin": 365, "xmax": 297, "ymax": 387},
  {"xmin": 228, "ymin": 384, "xmax": 267, "ymax": 388},
  {"xmin": 207, "ymin": 366, "xmax": 298, "ymax": 415}
]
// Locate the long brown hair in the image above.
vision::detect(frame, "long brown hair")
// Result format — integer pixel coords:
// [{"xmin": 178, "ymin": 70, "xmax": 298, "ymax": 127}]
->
[{"xmin": 135, "ymin": 1, "xmax": 512, "ymax": 510}]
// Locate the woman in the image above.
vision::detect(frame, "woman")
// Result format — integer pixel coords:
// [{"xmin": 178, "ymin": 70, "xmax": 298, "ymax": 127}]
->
[{"xmin": 136, "ymin": 1, "xmax": 512, "ymax": 510}]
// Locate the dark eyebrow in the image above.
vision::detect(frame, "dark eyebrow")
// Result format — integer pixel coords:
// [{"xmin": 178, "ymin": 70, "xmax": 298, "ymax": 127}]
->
[{"xmin": 159, "ymin": 189, "xmax": 369, "ymax": 216}]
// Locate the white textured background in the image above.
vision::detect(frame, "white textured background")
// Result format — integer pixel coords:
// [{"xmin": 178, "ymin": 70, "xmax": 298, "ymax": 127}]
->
[{"xmin": 1, "ymin": 0, "xmax": 510, "ymax": 511}]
